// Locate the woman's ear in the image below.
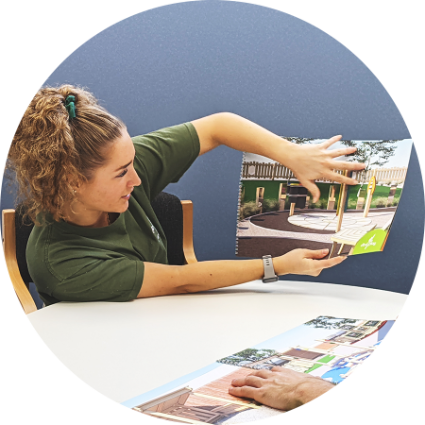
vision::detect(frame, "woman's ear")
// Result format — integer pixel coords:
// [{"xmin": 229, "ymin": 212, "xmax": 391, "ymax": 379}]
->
[{"xmin": 66, "ymin": 174, "xmax": 83, "ymax": 193}]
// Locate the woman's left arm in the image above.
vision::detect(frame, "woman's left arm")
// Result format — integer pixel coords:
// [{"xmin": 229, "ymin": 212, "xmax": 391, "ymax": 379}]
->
[{"xmin": 191, "ymin": 113, "xmax": 365, "ymax": 202}]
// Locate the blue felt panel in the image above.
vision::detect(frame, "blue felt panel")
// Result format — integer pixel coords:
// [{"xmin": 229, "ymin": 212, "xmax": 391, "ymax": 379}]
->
[{"xmin": 1, "ymin": 2, "xmax": 422, "ymax": 294}]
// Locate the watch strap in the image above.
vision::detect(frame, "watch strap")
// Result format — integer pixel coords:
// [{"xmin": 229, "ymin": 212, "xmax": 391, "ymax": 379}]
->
[{"xmin": 262, "ymin": 255, "xmax": 278, "ymax": 283}]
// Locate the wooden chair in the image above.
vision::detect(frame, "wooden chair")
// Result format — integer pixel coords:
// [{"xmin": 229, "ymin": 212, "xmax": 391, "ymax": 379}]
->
[
  {"xmin": 150, "ymin": 192, "xmax": 198, "ymax": 265},
  {"xmin": 2, "ymin": 192, "xmax": 197, "ymax": 315}
]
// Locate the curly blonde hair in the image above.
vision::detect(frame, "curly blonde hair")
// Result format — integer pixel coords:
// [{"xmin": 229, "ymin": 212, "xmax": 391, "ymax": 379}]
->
[{"xmin": 7, "ymin": 84, "xmax": 125, "ymax": 224}]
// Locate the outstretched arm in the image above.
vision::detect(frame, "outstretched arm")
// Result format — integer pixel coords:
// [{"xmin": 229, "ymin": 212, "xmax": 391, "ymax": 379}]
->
[
  {"xmin": 138, "ymin": 248, "xmax": 345, "ymax": 298},
  {"xmin": 191, "ymin": 113, "xmax": 365, "ymax": 202}
]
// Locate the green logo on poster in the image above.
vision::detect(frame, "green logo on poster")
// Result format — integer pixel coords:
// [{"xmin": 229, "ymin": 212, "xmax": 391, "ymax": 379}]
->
[{"xmin": 352, "ymin": 229, "xmax": 388, "ymax": 255}]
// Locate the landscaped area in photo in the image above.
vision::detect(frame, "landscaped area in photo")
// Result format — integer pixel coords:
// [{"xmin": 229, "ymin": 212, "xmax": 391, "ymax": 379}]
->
[{"xmin": 236, "ymin": 138, "xmax": 413, "ymax": 258}]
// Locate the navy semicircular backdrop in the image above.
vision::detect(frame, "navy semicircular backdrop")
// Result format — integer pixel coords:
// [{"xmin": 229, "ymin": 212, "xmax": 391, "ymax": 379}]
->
[{"xmin": 2, "ymin": 1, "xmax": 423, "ymax": 294}]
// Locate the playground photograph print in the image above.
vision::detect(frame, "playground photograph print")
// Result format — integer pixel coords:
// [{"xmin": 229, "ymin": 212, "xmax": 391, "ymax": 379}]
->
[{"xmin": 236, "ymin": 137, "xmax": 413, "ymax": 258}]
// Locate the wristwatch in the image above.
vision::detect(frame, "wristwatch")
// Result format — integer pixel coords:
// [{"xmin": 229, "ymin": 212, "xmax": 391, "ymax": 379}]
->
[{"xmin": 262, "ymin": 255, "xmax": 279, "ymax": 283}]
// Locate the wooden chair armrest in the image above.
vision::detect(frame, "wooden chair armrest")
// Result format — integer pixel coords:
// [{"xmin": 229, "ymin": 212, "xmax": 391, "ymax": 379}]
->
[
  {"xmin": 181, "ymin": 201, "xmax": 198, "ymax": 264},
  {"xmin": 2, "ymin": 209, "xmax": 37, "ymax": 314}
]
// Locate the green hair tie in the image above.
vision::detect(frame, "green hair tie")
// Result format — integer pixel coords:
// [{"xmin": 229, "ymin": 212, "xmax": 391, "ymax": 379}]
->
[{"xmin": 65, "ymin": 95, "xmax": 76, "ymax": 119}]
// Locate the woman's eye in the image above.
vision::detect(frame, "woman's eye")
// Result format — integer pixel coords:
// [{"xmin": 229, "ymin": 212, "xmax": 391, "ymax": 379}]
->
[{"xmin": 117, "ymin": 169, "xmax": 128, "ymax": 178}]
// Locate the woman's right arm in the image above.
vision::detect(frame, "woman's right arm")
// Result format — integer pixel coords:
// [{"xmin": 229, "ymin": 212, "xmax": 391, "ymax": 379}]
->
[{"xmin": 137, "ymin": 249, "xmax": 346, "ymax": 298}]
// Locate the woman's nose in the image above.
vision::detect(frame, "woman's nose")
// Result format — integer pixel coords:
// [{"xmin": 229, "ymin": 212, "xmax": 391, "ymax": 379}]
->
[{"xmin": 129, "ymin": 167, "xmax": 142, "ymax": 187}]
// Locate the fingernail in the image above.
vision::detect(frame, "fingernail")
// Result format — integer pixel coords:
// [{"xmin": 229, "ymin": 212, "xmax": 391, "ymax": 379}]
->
[{"xmin": 322, "ymin": 249, "xmax": 329, "ymax": 254}]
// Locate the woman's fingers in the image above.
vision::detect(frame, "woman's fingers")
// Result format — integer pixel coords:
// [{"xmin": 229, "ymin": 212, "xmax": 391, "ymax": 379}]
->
[
  {"xmin": 316, "ymin": 256, "xmax": 346, "ymax": 269},
  {"xmin": 301, "ymin": 248, "xmax": 347, "ymax": 274},
  {"xmin": 308, "ymin": 256, "xmax": 346, "ymax": 277},
  {"xmin": 300, "ymin": 179, "xmax": 320, "ymax": 203},
  {"xmin": 304, "ymin": 249, "xmax": 330, "ymax": 259},
  {"xmin": 325, "ymin": 171, "xmax": 358, "ymax": 185},
  {"xmin": 320, "ymin": 135, "xmax": 342, "ymax": 149},
  {"xmin": 328, "ymin": 147, "xmax": 357, "ymax": 158},
  {"xmin": 329, "ymin": 160, "xmax": 367, "ymax": 171}
]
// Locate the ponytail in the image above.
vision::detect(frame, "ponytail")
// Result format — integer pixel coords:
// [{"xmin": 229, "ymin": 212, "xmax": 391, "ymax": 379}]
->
[{"xmin": 8, "ymin": 84, "xmax": 125, "ymax": 224}]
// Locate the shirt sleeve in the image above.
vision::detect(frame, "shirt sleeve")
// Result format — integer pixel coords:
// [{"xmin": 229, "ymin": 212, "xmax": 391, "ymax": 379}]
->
[
  {"xmin": 34, "ymin": 253, "xmax": 145, "ymax": 304},
  {"xmin": 132, "ymin": 122, "xmax": 200, "ymax": 200}
]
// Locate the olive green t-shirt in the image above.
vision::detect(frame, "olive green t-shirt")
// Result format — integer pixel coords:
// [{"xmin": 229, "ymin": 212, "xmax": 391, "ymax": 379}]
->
[{"xmin": 27, "ymin": 123, "xmax": 200, "ymax": 305}]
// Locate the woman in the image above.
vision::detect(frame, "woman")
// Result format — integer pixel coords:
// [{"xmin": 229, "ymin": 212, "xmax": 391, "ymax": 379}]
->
[{"xmin": 8, "ymin": 85, "xmax": 364, "ymax": 305}]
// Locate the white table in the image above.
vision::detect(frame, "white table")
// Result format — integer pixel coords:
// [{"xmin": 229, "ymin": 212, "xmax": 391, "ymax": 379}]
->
[{"xmin": 28, "ymin": 280, "xmax": 406, "ymax": 404}]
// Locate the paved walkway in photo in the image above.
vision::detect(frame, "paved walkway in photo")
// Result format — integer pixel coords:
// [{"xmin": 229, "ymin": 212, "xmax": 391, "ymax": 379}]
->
[
  {"xmin": 237, "ymin": 210, "xmax": 395, "ymax": 244},
  {"xmin": 289, "ymin": 213, "xmax": 369, "ymax": 231}
]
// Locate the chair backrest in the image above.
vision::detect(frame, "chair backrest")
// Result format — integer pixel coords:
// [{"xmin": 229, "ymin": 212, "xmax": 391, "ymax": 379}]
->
[
  {"xmin": 151, "ymin": 192, "xmax": 185, "ymax": 265},
  {"xmin": 2, "ymin": 207, "xmax": 37, "ymax": 314},
  {"xmin": 14, "ymin": 204, "xmax": 34, "ymax": 285}
]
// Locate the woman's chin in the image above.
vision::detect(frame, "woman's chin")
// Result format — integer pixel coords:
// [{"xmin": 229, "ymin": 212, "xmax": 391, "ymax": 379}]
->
[
  {"xmin": 108, "ymin": 198, "xmax": 130, "ymax": 214},
  {"xmin": 117, "ymin": 200, "xmax": 130, "ymax": 212}
]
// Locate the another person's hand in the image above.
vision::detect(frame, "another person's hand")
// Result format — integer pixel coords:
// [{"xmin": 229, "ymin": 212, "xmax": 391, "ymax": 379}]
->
[
  {"xmin": 274, "ymin": 248, "xmax": 345, "ymax": 277},
  {"xmin": 283, "ymin": 135, "xmax": 366, "ymax": 202},
  {"xmin": 229, "ymin": 367, "xmax": 334, "ymax": 411}
]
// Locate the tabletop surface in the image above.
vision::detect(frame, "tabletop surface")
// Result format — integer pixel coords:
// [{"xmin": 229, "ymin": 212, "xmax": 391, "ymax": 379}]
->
[{"xmin": 28, "ymin": 280, "xmax": 407, "ymax": 404}]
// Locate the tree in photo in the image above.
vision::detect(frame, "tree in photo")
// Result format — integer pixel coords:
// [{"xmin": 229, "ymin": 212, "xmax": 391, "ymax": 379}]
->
[
  {"xmin": 304, "ymin": 316, "xmax": 357, "ymax": 329},
  {"xmin": 340, "ymin": 139, "xmax": 401, "ymax": 170}
]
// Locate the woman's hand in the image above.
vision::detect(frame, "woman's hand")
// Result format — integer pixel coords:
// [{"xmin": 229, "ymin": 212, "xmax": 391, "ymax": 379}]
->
[
  {"xmin": 229, "ymin": 367, "xmax": 334, "ymax": 411},
  {"xmin": 274, "ymin": 248, "xmax": 345, "ymax": 277},
  {"xmin": 282, "ymin": 136, "xmax": 366, "ymax": 202}
]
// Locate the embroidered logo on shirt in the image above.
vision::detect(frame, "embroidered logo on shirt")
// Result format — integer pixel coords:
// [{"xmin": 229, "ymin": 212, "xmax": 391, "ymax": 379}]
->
[{"xmin": 147, "ymin": 217, "xmax": 161, "ymax": 242}]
